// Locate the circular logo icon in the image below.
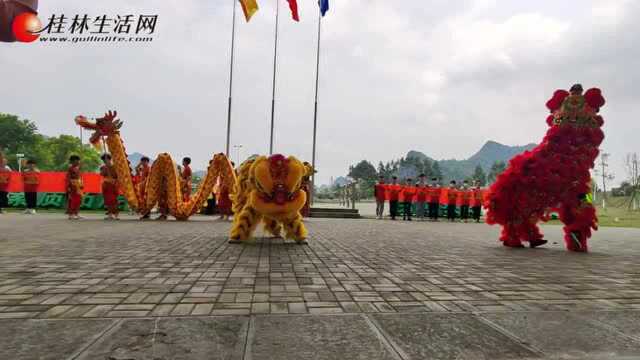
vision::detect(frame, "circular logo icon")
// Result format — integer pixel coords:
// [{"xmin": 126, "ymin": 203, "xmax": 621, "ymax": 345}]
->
[{"xmin": 12, "ymin": 12, "xmax": 42, "ymax": 43}]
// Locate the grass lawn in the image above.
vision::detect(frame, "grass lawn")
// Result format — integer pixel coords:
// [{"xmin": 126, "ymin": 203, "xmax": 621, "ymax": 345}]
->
[{"xmin": 545, "ymin": 196, "xmax": 640, "ymax": 229}]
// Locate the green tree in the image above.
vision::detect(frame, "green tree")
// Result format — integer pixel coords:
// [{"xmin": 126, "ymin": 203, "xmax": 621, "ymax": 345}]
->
[
  {"xmin": 44, "ymin": 135, "xmax": 101, "ymax": 172},
  {"xmin": 0, "ymin": 113, "xmax": 39, "ymax": 167},
  {"xmin": 488, "ymin": 161, "xmax": 507, "ymax": 183},
  {"xmin": 472, "ymin": 165, "xmax": 487, "ymax": 186},
  {"xmin": 0, "ymin": 113, "xmax": 100, "ymax": 172},
  {"xmin": 348, "ymin": 160, "xmax": 378, "ymax": 182}
]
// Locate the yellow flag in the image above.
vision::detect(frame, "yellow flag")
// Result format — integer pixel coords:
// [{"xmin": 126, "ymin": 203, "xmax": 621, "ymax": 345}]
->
[{"xmin": 239, "ymin": 0, "xmax": 259, "ymax": 22}]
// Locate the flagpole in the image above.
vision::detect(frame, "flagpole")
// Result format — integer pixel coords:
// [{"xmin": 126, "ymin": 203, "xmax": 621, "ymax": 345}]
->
[
  {"xmin": 310, "ymin": 11, "xmax": 322, "ymax": 205},
  {"xmin": 269, "ymin": 0, "xmax": 280, "ymax": 155},
  {"xmin": 226, "ymin": 0, "xmax": 238, "ymax": 157}
]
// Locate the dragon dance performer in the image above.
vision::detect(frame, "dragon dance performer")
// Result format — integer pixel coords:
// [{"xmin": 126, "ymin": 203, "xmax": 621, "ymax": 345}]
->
[
  {"xmin": 66, "ymin": 155, "xmax": 84, "ymax": 220},
  {"xmin": 180, "ymin": 157, "xmax": 192, "ymax": 202},
  {"xmin": 134, "ymin": 157, "xmax": 151, "ymax": 220},
  {"xmin": 156, "ymin": 178, "xmax": 170, "ymax": 221},
  {"xmin": 100, "ymin": 154, "xmax": 120, "ymax": 220},
  {"xmin": 0, "ymin": 153, "xmax": 11, "ymax": 214},
  {"xmin": 427, "ymin": 178, "xmax": 441, "ymax": 221},
  {"xmin": 217, "ymin": 178, "xmax": 232, "ymax": 221},
  {"xmin": 22, "ymin": 159, "xmax": 40, "ymax": 214}
]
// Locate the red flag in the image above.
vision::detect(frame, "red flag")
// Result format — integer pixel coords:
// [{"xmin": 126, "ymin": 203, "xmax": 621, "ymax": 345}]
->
[{"xmin": 287, "ymin": 0, "xmax": 299, "ymax": 21}]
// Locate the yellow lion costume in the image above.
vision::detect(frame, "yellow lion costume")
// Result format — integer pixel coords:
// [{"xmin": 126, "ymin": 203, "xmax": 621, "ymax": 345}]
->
[{"xmin": 230, "ymin": 154, "xmax": 308, "ymax": 243}]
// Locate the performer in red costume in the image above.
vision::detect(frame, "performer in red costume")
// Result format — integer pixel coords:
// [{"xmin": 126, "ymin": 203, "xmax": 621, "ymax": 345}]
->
[
  {"xmin": 100, "ymin": 154, "xmax": 120, "ymax": 220},
  {"xmin": 180, "ymin": 157, "xmax": 192, "ymax": 202},
  {"xmin": 485, "ymin": 84, "xmax": 605, "ymax": 252},
  {"xmin": 217, "ymin": 179, "xmax": 232, "ymax": 221},
  {"xmin": 66, "ymin": 155, "xmax": 84, "ymax": 220}
]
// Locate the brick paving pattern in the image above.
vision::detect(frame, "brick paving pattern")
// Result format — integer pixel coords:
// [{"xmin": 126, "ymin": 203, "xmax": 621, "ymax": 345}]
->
[{"xmin": 1, "ymin": 214, "xmax": 639, "ymax": 319}]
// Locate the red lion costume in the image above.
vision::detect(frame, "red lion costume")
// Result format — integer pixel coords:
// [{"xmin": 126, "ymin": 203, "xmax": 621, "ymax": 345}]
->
[{"xmin": 485, "ymin": 84, "xmax": 605, "ymax": 252}]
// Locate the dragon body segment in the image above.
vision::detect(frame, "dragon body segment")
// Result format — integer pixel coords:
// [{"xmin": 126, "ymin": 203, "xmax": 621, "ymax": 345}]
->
[{"xmin": 75, "ymin": 111, "xmax": 236, "ymax": 220}]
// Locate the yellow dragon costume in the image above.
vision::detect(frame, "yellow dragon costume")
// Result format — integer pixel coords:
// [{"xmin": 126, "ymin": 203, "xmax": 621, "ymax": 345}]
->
[
  {"xmin": 229, "ymin": 154, "xmax": 308, "ymax": 243},
  {"xmin": 75, "ymin": 111, "xmax": 236, "ymax": 221}
]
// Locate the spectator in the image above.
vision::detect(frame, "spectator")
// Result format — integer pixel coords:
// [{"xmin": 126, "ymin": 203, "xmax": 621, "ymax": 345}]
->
[
  {"xmin": 388, "ymin": 176, "xmax": 400, "ymax": 220},
  {"xmin": 415, "ymin": 174, "xmax": 427, "ymax": 221},
  {"xmin": 0, "ymin": 153, "xmax": 11, "ymax": 214},
  {"xmin": 402, "ymin": 178, "xmax": 415, "ymax": 221},
  {"xmin": 374, "ymin": 175, "xmax": 386, "ymax": 220}
]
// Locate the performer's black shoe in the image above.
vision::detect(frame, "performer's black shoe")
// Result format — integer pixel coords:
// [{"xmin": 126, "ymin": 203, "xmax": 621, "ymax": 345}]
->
[{"xmin": 529, "ymin": 239, "xmax": 548, "ymax": 248}]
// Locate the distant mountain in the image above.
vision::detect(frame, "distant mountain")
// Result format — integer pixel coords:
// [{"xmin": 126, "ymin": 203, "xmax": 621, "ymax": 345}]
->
[
  {"xmin": 467, "ymin": 141, "xmax": 536, "ymax": 170},
  {"xmin": 407, "ymin": 140, "xmax": 536, "ymax": 181}
]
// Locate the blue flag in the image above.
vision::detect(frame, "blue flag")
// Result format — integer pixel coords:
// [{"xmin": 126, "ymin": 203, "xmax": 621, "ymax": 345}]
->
[{"xmin": 318, "ymin": 0, "xmax": 329, "ymax": 16}]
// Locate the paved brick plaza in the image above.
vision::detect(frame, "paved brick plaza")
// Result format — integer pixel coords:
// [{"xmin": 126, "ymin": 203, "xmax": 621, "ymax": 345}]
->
[{"xmin": 1, "ymin": 214, "xmax": 639, "ymax": 359}]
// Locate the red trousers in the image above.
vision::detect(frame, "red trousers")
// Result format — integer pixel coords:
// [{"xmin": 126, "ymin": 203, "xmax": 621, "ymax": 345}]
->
[
  {"xmin": 67, "ymin": 193, "xmax": 82, "ymax": 214},
  {"xmin": 103, "ymin": 183, "xmax": 119, "ymax": 215}
]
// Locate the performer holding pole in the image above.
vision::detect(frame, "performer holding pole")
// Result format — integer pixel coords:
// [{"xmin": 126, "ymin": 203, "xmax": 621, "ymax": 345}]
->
[
  {"xmin": 134, "ymin": 157, "xmax": 151, "ymax": 219},
  {"xmin": 66, "ymin": 155, "xmax": 84, "ymax": 220},
  {"xmin": 100, "ymin": 154, "xmax": 120, "ymax": 220},
  {"xmin": 180, "ymin": 157, "xmax": 193, "ymax": 202}
]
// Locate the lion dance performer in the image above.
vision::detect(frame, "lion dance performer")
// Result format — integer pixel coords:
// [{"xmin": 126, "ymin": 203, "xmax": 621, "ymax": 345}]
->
[
  {"xmin": 230, "ymin": 154, "xmax": 308, "ymax": 243},
  {"xmin": 485, "ymin": 84, "xmax": 605, "ymax": 252}
]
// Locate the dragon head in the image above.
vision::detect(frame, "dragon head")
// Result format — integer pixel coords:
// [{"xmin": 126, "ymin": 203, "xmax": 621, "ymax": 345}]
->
[
  {"xmin": 250, "ymin": 154, "xmax": 306, "ymax": 217},
  {"xmin": 74, "ymin": 110, "xmax": 123, "ymax": 148}
]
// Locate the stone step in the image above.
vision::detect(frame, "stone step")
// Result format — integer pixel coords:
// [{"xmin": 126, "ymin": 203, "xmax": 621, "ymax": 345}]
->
[
  {"xmin": 308, "ymin": 209, "xmax": 361, "ymax": 219},
  {"xmin": 310, "ymin": 207, "xmax": 359, "ymax": 214}
]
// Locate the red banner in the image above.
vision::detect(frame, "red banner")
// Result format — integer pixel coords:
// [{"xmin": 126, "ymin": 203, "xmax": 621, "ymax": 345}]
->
[{"xmin": 4, "ymin": 172, "xmax": 103, "ymax": 193}]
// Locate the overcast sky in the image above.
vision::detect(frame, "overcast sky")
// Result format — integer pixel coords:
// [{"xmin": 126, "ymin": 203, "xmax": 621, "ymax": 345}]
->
[{"xmin": 2, "ymin": 0, "xmax": 638, "ymax": 185}]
